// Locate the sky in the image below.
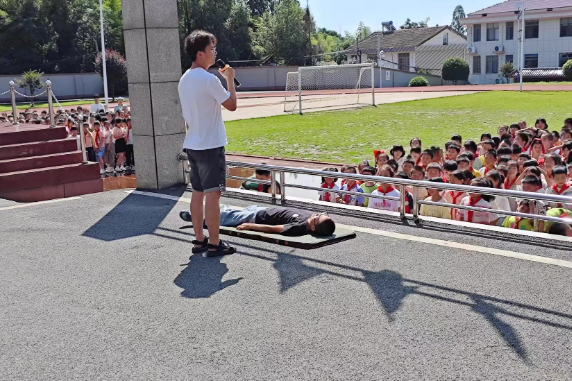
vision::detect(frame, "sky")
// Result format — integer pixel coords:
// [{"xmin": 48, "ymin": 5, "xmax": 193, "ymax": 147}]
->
[{"xmin": 308, "ymin": 0, "xmax": 498, "ymax": 34}]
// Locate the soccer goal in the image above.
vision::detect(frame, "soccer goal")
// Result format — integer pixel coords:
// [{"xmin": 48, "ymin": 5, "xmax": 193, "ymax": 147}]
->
[{"xmin": 284, "ymin": 63, "xmax": 375, "ymax": 114}]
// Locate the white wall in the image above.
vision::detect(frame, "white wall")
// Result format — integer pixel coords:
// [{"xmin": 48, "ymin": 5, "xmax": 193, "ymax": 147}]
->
[
  {"xmin": 423, "ymin": 29, "xmax": 467, "ymax": 47},
  {"xmin": 464, "ymin": 9, "xmax": 572, "ymax": 84},
  {"xmin": 0, "ymin": 73, "xmax": 104, "ymax": 102}
]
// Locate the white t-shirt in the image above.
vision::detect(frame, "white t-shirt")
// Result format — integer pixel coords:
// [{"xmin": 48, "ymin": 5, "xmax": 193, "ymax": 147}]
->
[
  {"xmin": 90, "ymin": 103, "xmax": 105, "ymax": 114},
  {"xmin": 319, "ymin": 183, "xmax": 340, "ymax": 203},
  {"xmin": 179, "ymin": 68, "xmax": 230, "ymax": 150},
  {"xmin": 368, "ymin": 188, "xmax": 400, "ymax": 212},
  {"xmin": 457, "ymin": 197, "xmax": 498, "ymax": 225}
]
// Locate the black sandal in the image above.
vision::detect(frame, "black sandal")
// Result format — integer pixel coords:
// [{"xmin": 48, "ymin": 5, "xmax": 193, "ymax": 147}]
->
[
  {"xmin": 205, "ymin": 240, "xmax": 236, "ymax": 257},
  {"xmin": 192, "ymin": 237, "xmax": 209, "ymax": 254}
]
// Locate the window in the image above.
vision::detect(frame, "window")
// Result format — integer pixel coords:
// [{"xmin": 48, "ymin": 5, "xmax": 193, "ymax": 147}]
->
[
  {"xmin": 506, "ymin": 55, "xmax": 514, "ymax": 64},
  {"xmin": 506, "ymin": 22, "xmax": 514, "ymax": 40},
  {"xmin": 473, "ymin": 24, "xmax": 481, "ymax": 42},
  {"xmin": 560, "ymin": 52, "xmax": 572, "ymax": 67},
  {"xmin": 398, "ymin": 53, "xmax": 410, "ymax": 71},
  {"xmin": 473, "ymin": 56, "xmax": 482, "ymax": 74},
  {"xmin": 561, "ymin": 18, "xmax": 572, "ymax": 37},
  {"xmin": 487, "ymin": 23, "xmax": 499, "ymax": 41},
  {"xmin": 443, "ymin": 33, "xmax": 449, "ymax": 46},
  {"xmin": 486, "ymin": 55, "xmax": 499, "ymax": 73},
  {"xmin": 524, "ymin": 54, "xmax": 538, "ymax": 68},
  {"xmin": 525, "ymin": 20, "xmax": 539, "ymax": 39}
]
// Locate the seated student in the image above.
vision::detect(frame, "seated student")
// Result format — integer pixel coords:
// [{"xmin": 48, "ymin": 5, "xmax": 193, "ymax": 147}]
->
[
  {"xmin": 360, "ymin": 166, "xmax": 378, "ymax": 207},
  {"xmin": 431, "ymin": 146, "xmax": 444, "ymax": 164},
  {"xmin": 376, "ymin": 153, "xmax": 390, "ymax": 169},
  {"xmin": 456, "ymin": 178, "xmax": 498, "ymax": 225},
  {"xmin": 319, "ymin": 167, "xmax": 340, "ymax": 203},
  {"xmin": 402, "ymin": 158, "xmax": 415, "ymax": 176},
  {"xmin": 407, "ymin": 166, "xmax": 428, "ymax": 201},
  {"xmin": 390, "ymin": 145, "xmax": 406, "ymax": 171},
  {"xmin": 445, "ymin": 142, "xmax": 461, "ymax": 162},
  {"xmin": 517, "ymin": 152, "xmax": 531, "ymax": 172},
  {"xmin": 420, "ymin": 149, "xmax": 433, "ymax": 170},
  {"xmin": 443, "ymin": 170, "xmax": 466, "ymax": 220},
  {"xmin": 420, "ymin": 178, "xmax": 451, "ymax": 220},
  {"xmin": 486, "ymin": 170, "xmax": 511, "ymax": 213},
  {"xmin": 502, "ymin": 199, "xmax": 535, "ymax": 231},
  {"xmin": 548, "ymin": 223, "xmax": 572, "ymax": 237},
  {"xmin": 541, "ymin": 132, "xmax": 556, "ymax": 153},
  {"xmin": 497, "ymin": 147, "xmax": 512, "ymax": 161},
  {"xmin": 530, "ymin": 139, "xmax": 545, "ymax": 161},
  {"xmin": 242, "ymin": 167, "xmax": 281, "ymax": 195},
  {"xmin": 511, "ymin": 144, "xmax": 523, "ymax": 162},
  {"xmin": 181, "ymin": 205, "xmax": 336, "ymax": 238},
  {"xmin": 509, "ymin": 123, "xmax": 521, "ymax": 138},
  {"xmin": 543, "ymin": 153, "xmax": 563, "ymax": 179},
  {"xmin": 357, "ymin": 159, "xmax": 370, "ymax": 175},
  {"xmin": 479, "ymin": 149, "xmax": 497, "ymax": 176},
  {"xmin": 338, "ymin": 165, "xmax": 365, "ymax": 207},
  {"xmin": 543, "ymin": 207, "xmax": 572, "ymax": 234},
  {"xmin": 451, "ymin": 134, "xmax": 462, "ymax": 146},
  {"xmin": 515, "ymin": 130, "xmax": 533, "ymax": 154},
  {"xmin": 498, "ymin": 125, "xmax": 508, "ymax": 137},
  {"xmin": 443, "ymin": 160, "xmax": 458, "ymax": 182},
  {"xmin": 545, "ymin": 166, "xmax": 572, "ymax": 209},
  {"xmin": 369, "ymin": 165, "xmax": 400, "ymax": 212},
  {"xmin": 426, "ymin": 162, "xmax": 442, "ymax": 182},
  {"xmin": 409, "ymin": 146, "xmax": 422, "ymax": 166},
  {"xmin": 456, "ymin": 153, "xmax": 481, "ymax": 178},
  {"xmin": 386, "ymin": 159, "xmax": 399, "ymax": 175},
  {"xmin": 463, "ymin": 140, "xmax": 479, "ymax": 165},
  {"xmin": 497, "ymin": 156, "xmax": 511, "ymax": 167},
  {"xmin": 410, "ymin": 137, "xmax": 422, "ymax": 149}
]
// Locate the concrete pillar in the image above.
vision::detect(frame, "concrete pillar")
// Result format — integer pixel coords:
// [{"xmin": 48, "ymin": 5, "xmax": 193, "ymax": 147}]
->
[{"xmin": 122, "ymin": 0, "xmax": 185, "ymax": 189}]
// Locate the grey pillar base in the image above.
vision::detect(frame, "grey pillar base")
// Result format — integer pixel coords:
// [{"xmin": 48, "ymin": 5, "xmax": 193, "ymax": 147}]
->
[{"xmin": 123, "ymin": 0, "xmax": 185, "ymax": 189}]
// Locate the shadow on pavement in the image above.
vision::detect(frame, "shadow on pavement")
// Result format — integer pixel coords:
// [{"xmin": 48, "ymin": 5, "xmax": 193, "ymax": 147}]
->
[
  {"xmin": 174, "ymin": 253, "xmax": 243, "ymax": 299},
  {"xmin": 82, "ymin": 187, "xmax": 186, "ymax": 242}
]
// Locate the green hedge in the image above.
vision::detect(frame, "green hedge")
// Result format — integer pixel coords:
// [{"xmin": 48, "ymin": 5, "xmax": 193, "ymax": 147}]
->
[
  {"xmin": 409, "ymin": 76, "xmax": 430, "ymax": 87},
  {"xmin": 563, "ymin": 59, "xmax": 572, "ymax": 80}
]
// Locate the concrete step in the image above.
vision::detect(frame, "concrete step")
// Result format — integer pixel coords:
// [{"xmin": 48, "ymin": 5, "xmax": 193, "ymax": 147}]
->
[
  {"xmin": 0, "ymin": 151, "xmax": 83, "ymax": 174},
  {"xmin": 0, "ymin": 138, "xmax": 78, "ymax": 161},
  {"xmin": 0, "ymin": 126, "xmax": 68, "ymax": 147},
  {"xmin": 0, "ymin": 179, "xmax": 104, "ymax": 203},
  {"xmin": 0, "ymin": 162, "xmax": 101, "ymax": 194}
]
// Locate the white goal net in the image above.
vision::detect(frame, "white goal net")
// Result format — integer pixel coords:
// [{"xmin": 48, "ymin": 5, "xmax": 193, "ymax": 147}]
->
[{"xmin": 284, "ymin": 63, "xmax": 375, "ymax": 114}]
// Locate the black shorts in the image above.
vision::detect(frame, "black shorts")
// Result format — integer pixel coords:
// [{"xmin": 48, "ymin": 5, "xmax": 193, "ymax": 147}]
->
[
  {"xmin": 185, "ymin": 147, "xmax": 226, "ymax": 193},
  {"xmin": 115, "ymin": 138, "xmax": 127, "ymax": 153}
]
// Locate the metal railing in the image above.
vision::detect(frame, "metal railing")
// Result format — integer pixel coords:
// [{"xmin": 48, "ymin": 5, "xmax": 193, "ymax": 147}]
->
[{"xmin": 217, "ymin": 161, "xmax": 572, "ymax": 228}]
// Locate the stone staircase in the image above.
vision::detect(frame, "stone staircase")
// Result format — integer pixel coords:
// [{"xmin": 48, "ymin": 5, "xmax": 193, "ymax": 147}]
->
[{"xmin": 0, "ymin": 124, "xmax": 103, "ymax": 202}]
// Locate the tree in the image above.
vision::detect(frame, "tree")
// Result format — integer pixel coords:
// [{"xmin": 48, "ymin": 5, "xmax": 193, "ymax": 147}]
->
[
  {"xmin": 563, "ymin": 59, "xmax": 572, "ymax": 80},
  {"xmin": 16, "ymin": 69, "xmax": 44, "ymax": 106},
  {"xmin": 400, "ymin": 17, "xmax": 430, "ymax": 29},
  {"xmin": 246, "ymin": 0, "xmax": 276, "ymax": 16},
  {"xmin": 500, "ymin": 61, "xmax": 515, "ymax": 83},
  {"xmin": 251, "ymin": 0, "xmax": 308, "ymax": 65},
  {"xmin": 356, "ymin": 21, "xmax": 372, "ymax": 40},
  {"xmin": 95, "ymin": 49, "xmax": 127, "ymax": 101},
  {"xmin": 442, "ymin": 57, "xmax": 469, "ymax": 85},
  {"xmin": 451, "ymin": 5, "xmax": 466, "ymax": 35},
  {"xmin": 225, "ymin": 0, "xmax": 253, "ymax": 61}
]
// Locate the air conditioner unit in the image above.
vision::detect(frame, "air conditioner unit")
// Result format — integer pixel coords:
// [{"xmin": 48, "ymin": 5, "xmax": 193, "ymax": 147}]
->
[
  {"xmin": 467, "ymin": 46, "xmax": 478, "ymax": 54},
  {"xmin": 494, "ymin": 45, "xmax": 505, "ymax": 53}
]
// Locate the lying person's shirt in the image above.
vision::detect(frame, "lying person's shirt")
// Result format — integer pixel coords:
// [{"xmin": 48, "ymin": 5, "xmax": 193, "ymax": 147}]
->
[{"xmin": 255, "ymin": 207, "xmax": 312, "ymax": 236}]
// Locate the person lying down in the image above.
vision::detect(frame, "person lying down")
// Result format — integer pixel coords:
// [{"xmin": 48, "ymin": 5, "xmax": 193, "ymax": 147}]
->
[{"xmin": 180, "ymin": 205, "xmax": 336, "ymax": 237}]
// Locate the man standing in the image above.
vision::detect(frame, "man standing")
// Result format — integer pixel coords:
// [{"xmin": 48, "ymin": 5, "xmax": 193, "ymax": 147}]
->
[
  {"xmin": 90, "ymin": 96, "xmax": 105, "ymax": 115},
  {"xmin": 178, "ymin": 30, "xmax": 238, "ymax": 257}
]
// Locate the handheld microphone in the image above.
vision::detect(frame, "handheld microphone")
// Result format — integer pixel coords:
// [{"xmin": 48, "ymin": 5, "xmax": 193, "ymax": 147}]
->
[{"xmin": 216, "ymin": 59, "xmax": 241, "ymax": 88}]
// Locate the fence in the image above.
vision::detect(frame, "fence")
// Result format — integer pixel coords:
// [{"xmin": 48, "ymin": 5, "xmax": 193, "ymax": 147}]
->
[
  {"xmin": 186, "ymin": 161, "xmax": 572, "ymax": 232},
  {"xmin": 2, "ymin": 81, "xmax": 89, "ymax": 164}
]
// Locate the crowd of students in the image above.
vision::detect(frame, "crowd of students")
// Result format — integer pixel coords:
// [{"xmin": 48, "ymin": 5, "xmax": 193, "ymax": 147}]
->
[
  {"xmin": 1, "ymin": 97, "xmax": 134, "ymax": 176},
  {"xmin": 313, "ymin": 117, "xmax": 572, "ymax": 237}
]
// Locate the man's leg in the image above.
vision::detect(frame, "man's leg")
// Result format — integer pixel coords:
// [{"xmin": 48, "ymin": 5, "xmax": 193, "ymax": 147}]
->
[
  {"xmin": 190, "ymin": 191, "xmax": 206, "ymax": 241},
  {"xmin": 205, "ymin": 191, "xmax": 221, "ymax": 245}
]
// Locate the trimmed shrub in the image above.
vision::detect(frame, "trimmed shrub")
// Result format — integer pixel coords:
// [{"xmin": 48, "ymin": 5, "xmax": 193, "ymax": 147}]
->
[
  {"xmin": 442, "ymin": 57, "xmax": 470, "ymax": 85},
  {"xmin": 563, "ymin": 59, "xmax": 572, "ymax": 80},
  {"xmin": 409, "ymin": 76, "xmax": 429, "ymax": 87}
]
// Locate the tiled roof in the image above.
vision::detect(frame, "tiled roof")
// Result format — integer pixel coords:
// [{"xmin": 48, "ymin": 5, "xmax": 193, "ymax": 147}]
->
[
  {"xmin": 468, "ymin": 0, "xmax": 572, "ymax": 16},
  {"xmin": 347, "ymin": 26, "xmax": 464, "ymax": 54}
]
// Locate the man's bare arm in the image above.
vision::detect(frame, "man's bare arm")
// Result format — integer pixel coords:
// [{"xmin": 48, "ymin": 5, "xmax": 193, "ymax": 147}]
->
[{"xmin": 236, "ymin": 223, "xmax": 284, "ymax": 234}]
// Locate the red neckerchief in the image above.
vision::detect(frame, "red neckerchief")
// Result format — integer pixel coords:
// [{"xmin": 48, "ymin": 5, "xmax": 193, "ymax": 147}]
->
[
  {"xmin": 321, "ymin": 182, "xmax": 335, "ymax": 202},
  {"xmin": 442, "ymin": 176, "xmax": 449, "ymax": 183},
  {"xmin": 357, "ymin": 181, "xmax": 364, "ymax": 186},
  {"xmin": 505, "ymin": 176, "xmax": 518, "ymax": 190},
  {"xmin": 483, "ymin": 167, "xmax": 494, "ymax": 176},
  {"xmin": 377, "ymin": 185, "xmax": 395, "ymax": 194},
  {"xmin": 415, "ymin": 158, "xmax": 421, "ymax": 166},
  {"xmin": 448, "ymin": 191, "xmax": 463, "ymax": 219},
  {"xmin": 552, "ymin": 183, "xmax": 571, "ymax": 207},
  {"xmin": 513, "ymin": 217, "xmax": 523, "ymax": 229},
  {"xmin": 94, "ymin": 130, "xmax": 101, "ymax": 148},
  {"xmin": 257, "ymin": 183, "xmax": 263, "ymax": 192},
  {"xmin": 466, "ymin": 196, "xmax": 480, "ymax": 223},
  {"xmin": 404, "ymin": 190, "xmax": 411, "ymax": 213},
  {"xmin": 344, "ymin": 183, "xmax": 357, "ymax": 204}
]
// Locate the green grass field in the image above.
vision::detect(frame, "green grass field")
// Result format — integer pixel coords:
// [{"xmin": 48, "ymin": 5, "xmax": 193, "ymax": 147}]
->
[{"xmin": 226, "ymin": 91, "xmax": 572, "ymax": 164}]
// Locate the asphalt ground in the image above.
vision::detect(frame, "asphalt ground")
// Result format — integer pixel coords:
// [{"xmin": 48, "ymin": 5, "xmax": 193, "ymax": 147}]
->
[{"xmin": 1, "ymin": 187, "xmax": 572, "ymax": 380}]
